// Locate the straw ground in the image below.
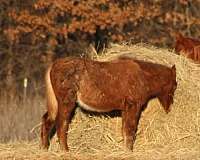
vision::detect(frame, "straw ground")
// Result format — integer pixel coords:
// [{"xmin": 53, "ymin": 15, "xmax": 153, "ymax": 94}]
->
[{"xmin": 0, "ymin": 43, "xmax": 200, "ymax": 159}]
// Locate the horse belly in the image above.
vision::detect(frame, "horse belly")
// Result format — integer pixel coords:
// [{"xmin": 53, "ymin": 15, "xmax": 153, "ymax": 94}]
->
[
  {"xmin": 77, "ymin": 93, "xmax": 121, "ymax": 112},
  {"xmin": 77, "ymin": 96, "xmax": 106, "ymax": 112}
]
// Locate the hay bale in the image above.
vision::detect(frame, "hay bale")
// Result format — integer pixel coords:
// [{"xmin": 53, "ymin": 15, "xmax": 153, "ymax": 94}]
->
[{"xmin": 54, "ymin": 43, "xmax": 200, "ymax": 159}]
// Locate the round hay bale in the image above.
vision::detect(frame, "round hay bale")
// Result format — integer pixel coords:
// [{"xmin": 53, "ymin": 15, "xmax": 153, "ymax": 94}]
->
[{"xmin": 54, "ymin": 43, "xmax": 200, "ymax": 159}]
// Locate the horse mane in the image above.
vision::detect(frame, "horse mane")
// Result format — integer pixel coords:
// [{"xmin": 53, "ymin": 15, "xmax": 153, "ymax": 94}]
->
[{"xmin": 117, "ymin": 55, "xmax": 172, "ymax": 73}]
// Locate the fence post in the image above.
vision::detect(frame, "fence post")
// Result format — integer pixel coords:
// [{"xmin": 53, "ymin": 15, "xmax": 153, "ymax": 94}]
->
[{"xmin": 23, "ymin": 77, "xmax": 28, "ymax": 105}]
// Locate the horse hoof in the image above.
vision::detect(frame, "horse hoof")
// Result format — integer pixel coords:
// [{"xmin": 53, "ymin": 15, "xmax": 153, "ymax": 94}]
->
[
  {"xmin": 60, "ymin": 146, "xmax": 69, "ymax": 152},
  {"xmin": 40, "ymin": 145, "xmax": 49, "ymax": 151}
]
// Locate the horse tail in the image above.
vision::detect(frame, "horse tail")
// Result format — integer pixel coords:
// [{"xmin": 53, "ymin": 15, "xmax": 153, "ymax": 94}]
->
[{"xmin": 45, "ymin": 64, "xmax": 58, "ymax": 121}]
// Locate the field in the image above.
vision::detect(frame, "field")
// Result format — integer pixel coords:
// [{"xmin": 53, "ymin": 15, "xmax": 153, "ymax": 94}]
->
[{"xmin": 0, "ymin": 44, "xmax": 200, "ymax": 160}]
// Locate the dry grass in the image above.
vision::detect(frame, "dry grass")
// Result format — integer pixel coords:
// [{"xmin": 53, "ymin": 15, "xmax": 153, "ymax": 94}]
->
[
  {"xmin": 0, "ymin": 94, "xmax": 44, "ymax": 143},
  {"xmin": 1, "ymin": 43, "xmax": 200, "ymax": 159}
]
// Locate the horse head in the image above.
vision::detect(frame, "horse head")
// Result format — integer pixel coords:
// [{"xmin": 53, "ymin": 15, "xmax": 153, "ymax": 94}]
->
[{"xmin": 158, "ymin": 65, "xmax": 177, "ymax": 113}]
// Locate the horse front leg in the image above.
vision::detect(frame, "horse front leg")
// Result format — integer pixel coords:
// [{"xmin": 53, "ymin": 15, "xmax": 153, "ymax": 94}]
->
[
  {"xmin": 122, "ymin": 103, "xmax": 142, "ymax": 151},
  {"xmin": 121, "ymin": 111, "xmax": 125, "ymax": 138},
  {"xmin": 41, "ymin": 112, "xmax": 56, "ymax": 150},
  {"xmin": 56, "ymin": 100, "xmax": 75, "ymax": 152}
]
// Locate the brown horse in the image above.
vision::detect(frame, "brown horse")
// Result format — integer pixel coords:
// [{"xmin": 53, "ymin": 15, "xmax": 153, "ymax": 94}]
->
[
  {"xmin": 41, "ymin": 57, "xmax": 177, "ymax": 151},
  {"xmin": 175, "ymin": 32, "xmax": 200, "ymax": 63}
]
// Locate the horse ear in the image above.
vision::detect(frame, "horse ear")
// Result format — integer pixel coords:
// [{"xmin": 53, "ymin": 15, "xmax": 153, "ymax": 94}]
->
[
  {"xmin": 172, "ymin": 65, "xmax": 176, "ymax": 70},
  {"xmin": 175, "ymin": 32, "xmax": 183, "ymax": 41},
  {"xmin": 171, "ymin": 65, "xmax": 176, "ymax": 76}
]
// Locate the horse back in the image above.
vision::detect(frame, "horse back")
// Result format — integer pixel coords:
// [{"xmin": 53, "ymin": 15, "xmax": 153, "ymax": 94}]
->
[{"xmin": 78, "ymin": 58, "xmax": 148, "ymax": 110}]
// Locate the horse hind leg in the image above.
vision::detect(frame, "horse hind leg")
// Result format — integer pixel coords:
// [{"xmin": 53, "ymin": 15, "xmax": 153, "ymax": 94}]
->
[
  {"xmin": 122, "ymin": 102, "xmax": 142, "ymax": 151},
  {"xmin": 41, "ymin": 112, "xmax": 56, "ymax": 150},
  {"xmin": 56, "ymin": 100, "xmax": 76, "ymax": 151}
]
